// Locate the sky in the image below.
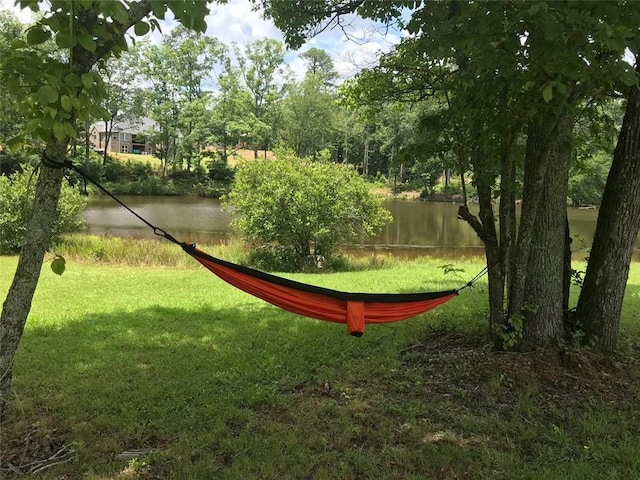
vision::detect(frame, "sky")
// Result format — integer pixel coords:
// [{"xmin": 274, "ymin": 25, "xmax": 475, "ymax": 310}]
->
[{"xmin": 0, "ymin": 0, "xmax": 402, "ymax": 81}]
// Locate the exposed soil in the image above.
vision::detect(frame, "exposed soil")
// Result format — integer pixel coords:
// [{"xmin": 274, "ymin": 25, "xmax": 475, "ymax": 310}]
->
[
  {"xmin": 400, "ymin": 330, "xmax": 640, "ymax": 416},
  {"xmin": 0, "ymin": 423, "xmax": 75, "ymax": 478}
]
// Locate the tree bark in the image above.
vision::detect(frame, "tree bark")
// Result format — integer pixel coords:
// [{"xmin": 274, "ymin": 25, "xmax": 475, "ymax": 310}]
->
[
  {"xmin": 520, "ymin": 117, "xmax": 572, "ymax": 349},
  {"xmin": 576, "ymin": 77, "xmax": 640, "ymax": 352},
  {"xmin": 0, "ymin": 141, "xmax": 67, "ymax": 421},
  {"xmin": 499, "ymin": 130, "xmax": 518, "ymax": 306},
  {"xmin": 458, "ymin": 144, "xmax": 503, "ymax": 334},
  {"xmin": 507, "ymin": 114, "xmax": 558, "ymax": 333}
]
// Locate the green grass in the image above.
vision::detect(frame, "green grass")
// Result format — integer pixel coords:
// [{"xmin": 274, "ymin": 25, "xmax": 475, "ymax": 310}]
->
[
  {"xmin": 111, "ymin": 153, "xmax": 162, "ymax": 168},
  {"xmin": 1, "ymin": 253, "xmax": 639, "ymax": 479}
]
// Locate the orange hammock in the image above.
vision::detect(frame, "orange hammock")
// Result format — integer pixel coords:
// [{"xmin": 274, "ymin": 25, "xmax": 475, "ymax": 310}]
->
[{"xmin": 184, "ymin": 244, "xmax": 459, "ymax": 336}]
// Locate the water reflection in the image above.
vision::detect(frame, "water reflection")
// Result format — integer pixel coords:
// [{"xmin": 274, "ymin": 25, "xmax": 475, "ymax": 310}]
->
[{"xmin": 82, "ymin": 196, "xmax": 640, "ymax": 261}]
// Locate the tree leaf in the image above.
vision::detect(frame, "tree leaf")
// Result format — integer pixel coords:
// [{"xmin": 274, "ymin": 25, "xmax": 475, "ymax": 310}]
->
[
  {"xmin": 78, "ymin": 33, "xmax": 96, "ymax": 52},
  {"xmin": 64, "ymin": 73, "xmax": 82, "ymax": 87},
  {"xmin": 61, "ymin": 95, "xmax": 73, "ymax": 112},
  {"xmin": 134, "ymin": 21, "xmax": 150, "ymax": 36},
  {"xmin": 55, "ymin": 30, "xmax": 77, "ymax": 48},
  {"xmin": 542, "ymin": 84, "xmax": 553, "ymax": 103},
  {"xmin": 25, "ymin": 118, "xmax": 40, "ymax": 133},
  {"xmin": 51, "ymin": 257, "xmax": 66, "ymax": 276},
  {"xmin": 53, "ymin": 121, "xmax": 67, "ymax": 140},
  {"xmin": 81, "ymin": 73, "xmax": 95, "ymax": 90},
  {"xmin": 6, "ymin": 136, "xmax": 24, "ymax": 151},
  {"xmin": 26, "ymin": 27, "xmax": 51, "ymax": 45},
  {"xmin": 37, "ymin": 85, "xmax": 59, "ymax": 104}
]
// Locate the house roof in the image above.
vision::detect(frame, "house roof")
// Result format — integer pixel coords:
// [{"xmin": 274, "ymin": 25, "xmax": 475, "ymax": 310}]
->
[{"xmin": 90, "ymin": 117, "xmax": 158, "ymax": 134}]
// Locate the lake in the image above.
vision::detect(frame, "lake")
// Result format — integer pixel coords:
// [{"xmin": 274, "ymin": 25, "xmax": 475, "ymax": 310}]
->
[{"xmin": 81, "ymin": 195, "xmax": 640, "ymax": 260}]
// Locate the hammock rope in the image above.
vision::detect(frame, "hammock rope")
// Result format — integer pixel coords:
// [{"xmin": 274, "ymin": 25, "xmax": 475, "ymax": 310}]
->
[{"xmin": 48, "ymin": 156, "xmax": 488, "ymax": 336}]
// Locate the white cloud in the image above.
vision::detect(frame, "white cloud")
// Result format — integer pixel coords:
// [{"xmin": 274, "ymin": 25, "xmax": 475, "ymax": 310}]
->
[{"xmin": 0, "ymin": 0, "xmax": 401, "ymax": 81}]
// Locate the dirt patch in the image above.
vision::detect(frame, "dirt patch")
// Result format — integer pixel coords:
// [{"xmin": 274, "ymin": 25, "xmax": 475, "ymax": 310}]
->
[
  {"xmin": 401, "ymin": 330, "xmax": 640, "ymax": 415},
  {"xmin": 0, "ymin": 422, "xmax": 75, "ymax": 478}
]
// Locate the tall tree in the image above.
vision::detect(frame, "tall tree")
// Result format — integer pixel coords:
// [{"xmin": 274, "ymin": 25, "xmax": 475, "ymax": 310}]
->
[
  {"xmin": 300, "ymin": 47, "xmax": 338, "ymax": 86},
  {"xmin": 0, "ymin": 11, "xmax": 25, "ymax": 148},
  {"xmin": 575, "ymin": 62, "xmax": 640, "ymax": 351},
  {"xmin": 281, "ymin": 72, "xmax": 336, "ymax": 157},
  {"xmin": 98, "ymin": 47, "xmax": 143, "ymax": 164},
  {"xmin": 235, "ymin": 38, "xmax": 287, "ymax": 158},
  {"xmin": 208, "ymin": 59, "xmax": 253, "ymax": 162},
  {"xmin": 141, "ymin": 26, "xmax": 225, "ymax": 173},
  {"xmin": 0, "ymin": 0, "xmax": 213, "ymax": 422}
]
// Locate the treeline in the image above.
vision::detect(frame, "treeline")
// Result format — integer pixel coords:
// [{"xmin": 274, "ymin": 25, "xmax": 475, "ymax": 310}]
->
[{"xmin": 0, "ymin": 10, "xmax": 610, "ymax": 203}]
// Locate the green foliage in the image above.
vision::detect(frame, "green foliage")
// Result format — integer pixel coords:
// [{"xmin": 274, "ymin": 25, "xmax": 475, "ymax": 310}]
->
[
  {"xmin": 568, "ymin": 152, "xmax": 611, "ymax": 206},
  {"xmin": 1, "ymin": 1, "xmax": 214, "ymax": 149},
  {"xmin": 207, "ymin": 157, "xmax": 235, "ymax": 183},
  {"xmin": 0, "ymin": 166, "xmax": 86, "ymax": 253},
  {"xmin": 225, "ymin": 155, "xmax": 392, "ymax": 271}
]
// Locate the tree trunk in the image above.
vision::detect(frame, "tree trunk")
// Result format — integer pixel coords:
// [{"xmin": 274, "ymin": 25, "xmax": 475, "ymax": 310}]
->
[
  {"xmin": 575, "ymin": 77, "xmax": 640, "ymax": 352},
  {"xmin": 478, "ymin": 183, "xmax": 504, "ymax": 331},
  {"xmin": 520, "ymin": 116, "xmax": 572, "ymax": 349},
  {"xmin": 84, "ymin": 118, "xmax": 91, "ymax": 168},
  {"xmin": 507, "ymin": 115, "xmax": 558, "ymax": 325},
  {"xmin": 103, "ymin": 119, "xmax": 112, "ymax": 165},
  {"xmin": 457, "ymin": 141, "xmax": 504, "ymax": 334},
  {"xmin": 499, "ymin": 129, "xmax": 517, "ymax": 304},
  {"xmin": 0, "ymin": 140, "xmax": 68, "ymax": 421}
]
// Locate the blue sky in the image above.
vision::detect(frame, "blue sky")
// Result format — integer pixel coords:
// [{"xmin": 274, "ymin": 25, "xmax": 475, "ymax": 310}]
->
[{"xmin": 0, "ymin": 0, "xmax": 402, "ymax": 81}]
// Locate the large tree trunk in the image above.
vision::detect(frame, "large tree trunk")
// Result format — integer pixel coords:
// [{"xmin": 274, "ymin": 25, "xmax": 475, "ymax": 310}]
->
[
  {"xmin": 458, "ymin": 145, "xmax": 503, "ymax": 334},
  {"xmin": 520, "ymin": 117, "xmax": 572, "ymax": 349},
  {"xmin": 508, "ymin": 115, "xmax": 559, "ymax": 324},
  {"xmin": 575, "ymin": 77, "xmax": 640, "ymax": 352},
  {"xmin": 478, "ymin": 183, "xmax": 504, "ymax": 332},
  {"xmin": 0, "ymin": 141, "xmax": 68, "ymax": 421}
]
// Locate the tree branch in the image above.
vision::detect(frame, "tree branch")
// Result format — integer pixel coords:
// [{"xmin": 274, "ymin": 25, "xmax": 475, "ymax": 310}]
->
[{"xmin": 458, "ymin": 205, "xmax": 488, "ymax": 243}]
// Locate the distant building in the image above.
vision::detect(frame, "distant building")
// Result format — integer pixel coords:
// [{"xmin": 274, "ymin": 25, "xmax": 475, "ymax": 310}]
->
[{"xmin": 89, "ymin": 117, "xmax": 158, "ymax": 155}]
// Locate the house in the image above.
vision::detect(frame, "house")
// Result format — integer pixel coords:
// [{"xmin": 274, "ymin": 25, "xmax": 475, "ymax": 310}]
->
[{"xmin": 89, "ymin": 117, "xmax": 158, "ymax": 155}]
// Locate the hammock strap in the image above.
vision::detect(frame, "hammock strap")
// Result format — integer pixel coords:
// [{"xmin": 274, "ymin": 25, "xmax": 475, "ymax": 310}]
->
[{"xmin": 459, "ymin": 265, "xmax": 489, "ymax": 291}]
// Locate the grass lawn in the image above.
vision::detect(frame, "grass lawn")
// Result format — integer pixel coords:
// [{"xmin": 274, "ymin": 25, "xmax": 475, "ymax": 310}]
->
[
  {"xmin": 1, "ymin": 253, "xmax": 639, "ymax": 479},
  {"xmin": 110, "ymin": 153, "xmax": 162, "ymax": 168}
]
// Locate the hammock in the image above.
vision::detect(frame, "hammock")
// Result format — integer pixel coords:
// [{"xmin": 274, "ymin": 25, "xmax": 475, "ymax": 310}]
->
[
  {"xmin": 184, "ymin": 244, "xmax": 459, "ymax": 336},
  {"xmin": 59, "ymin": 159, "xmax": 484, "ymax": 336}
]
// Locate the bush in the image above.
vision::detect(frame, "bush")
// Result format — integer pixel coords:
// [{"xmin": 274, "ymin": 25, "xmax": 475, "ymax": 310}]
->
[
  {"xmin": 224, "ymin": 155, "xmax": 392, "ymax": 271},
  {"xmin": 0, "ymin": 165, "xmax": 87, "ymax": 254}
]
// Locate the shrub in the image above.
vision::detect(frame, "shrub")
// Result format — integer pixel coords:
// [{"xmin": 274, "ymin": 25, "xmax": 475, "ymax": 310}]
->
[
  {"xmin": 225, "ymin": 155, "xmax": 392, "ymax": 271},
  {"xmin": 0, "ymin": 165, "xmax": 87, "ymax": 254}
]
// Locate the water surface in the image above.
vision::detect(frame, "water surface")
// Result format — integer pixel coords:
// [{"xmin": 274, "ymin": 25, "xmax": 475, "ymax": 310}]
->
[{"xmin": 82, "ymin": 196, "xmax": 640, "ymax": 260}]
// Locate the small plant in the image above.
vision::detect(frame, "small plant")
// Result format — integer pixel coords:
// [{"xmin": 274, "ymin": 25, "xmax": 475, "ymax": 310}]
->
[
  {"xmin": 500, "ymin": 314, "xmax": 524, "ymax": 349},
  {"xmin": 438, "ymin": 263, "xmax": 466, "ymax": 282}
]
